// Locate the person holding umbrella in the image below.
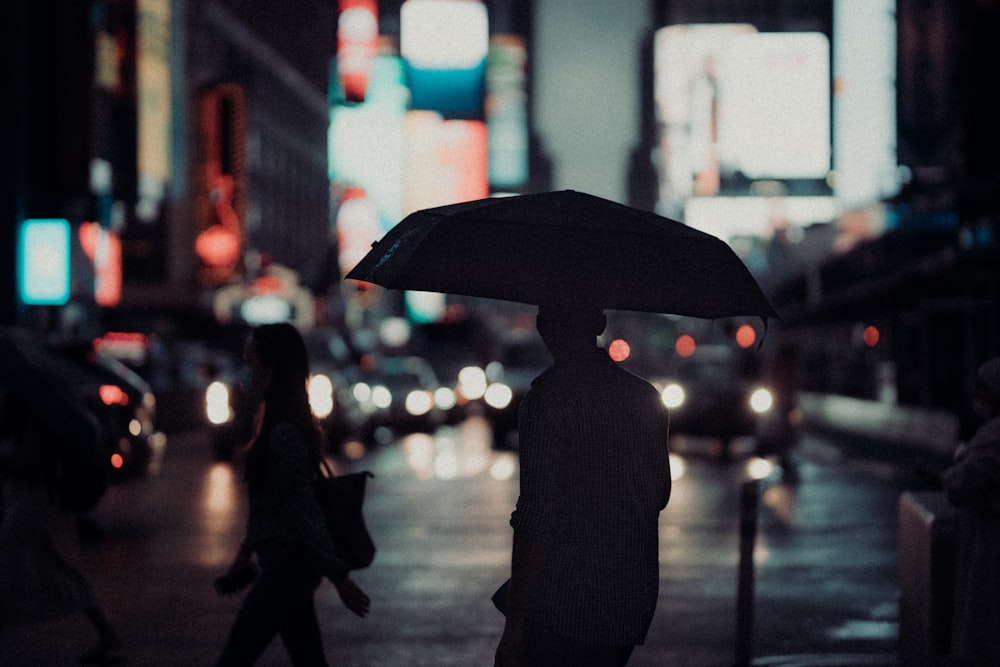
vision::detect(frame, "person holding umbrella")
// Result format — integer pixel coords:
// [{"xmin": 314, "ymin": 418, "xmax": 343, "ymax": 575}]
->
[
  {"xmin": 493, "ymin": 304, "xmax": 672, "ymax": 667},
  {"xmin": 345, "ymin": 188, "xmax": 777, "ymax": 665}
]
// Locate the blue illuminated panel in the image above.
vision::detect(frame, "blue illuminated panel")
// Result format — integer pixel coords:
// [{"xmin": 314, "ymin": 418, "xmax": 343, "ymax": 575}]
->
[{"xmin": 18, "ymin": 218, "xmax": 71, "ymax": 305}]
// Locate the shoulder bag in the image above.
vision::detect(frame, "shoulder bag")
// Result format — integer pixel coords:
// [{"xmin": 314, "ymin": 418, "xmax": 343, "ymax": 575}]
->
[{"xmin": 316, "ymin": 458, "xmax": 376, "ymax": 570}]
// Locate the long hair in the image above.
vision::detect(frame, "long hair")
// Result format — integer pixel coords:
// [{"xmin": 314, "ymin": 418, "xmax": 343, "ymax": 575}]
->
[{"xmin": 244, "ymin": 323, "xmax": 324, "ymax": 485}]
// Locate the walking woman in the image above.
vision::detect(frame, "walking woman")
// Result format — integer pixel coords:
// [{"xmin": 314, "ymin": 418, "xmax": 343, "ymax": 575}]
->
[{"xmin": 216, "ymin": 323, "xmax": 370, "ymax": 666}]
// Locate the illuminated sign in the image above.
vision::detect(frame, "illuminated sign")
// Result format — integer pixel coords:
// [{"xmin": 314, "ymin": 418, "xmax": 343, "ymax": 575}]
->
[
  {"xmin": 684, "ymin": 196, "xmax": 838, "ymax": 245},
  {"xmin": 486, "ymin": 35, "xmax": 529, "ymax": 188},
  {"xmin": 653, "ymin": 26, "xmax": 830, "ymax": 206},
  {"xmin": 654, "ymin": 24, "xmax": 757, "ymax": 204},
  {"xmin": 240, "ymin": 295, "xmax": 292, "ymax": 325},
  {"xmin": 79, "ymin": 222, "xmax": 123, "ymax": 307},
  {"xmin": 195, "ymin": 175, "xmax": 242, "ymax": 275},
  {"xmin": 196, "ymin": 84, "xmax": 246, "ymax": 284},
  {"xmin": 337, "ymin": 0, "xmax": 379, "ymax": 102},
  {"xmin": 403, "ymin": 112, "xmax": 488, "ymax": 213},
  {"xmin": 718, "ymin": 32, "xmax": 830, "ymax": 180},
  {"xmin": 18, "ymin": 219, "xmax": 71, "ymax": 306},
  {"xmin": 406, "ymin": 291, "xmax": 446, "ymax": 323},
  {"xmin": 336, "ymin": 188, "xmax": 384, "ymax": 278},
  {"xmin": 137, "ymin": 0, "xmax": 172, "ymax": 222},
  {"xmin": 401, "ymin": 0, "xmax": 489, "ymax": 118},
  {"xmin": 329, "ymin": 56, "xmax": 408, "ymax": 228}
]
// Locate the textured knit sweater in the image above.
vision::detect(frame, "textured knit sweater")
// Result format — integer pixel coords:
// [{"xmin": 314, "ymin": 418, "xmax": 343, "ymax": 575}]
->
[{"xmin": 510, "ymin": 348, "xmax": 671, "ymax": 645}]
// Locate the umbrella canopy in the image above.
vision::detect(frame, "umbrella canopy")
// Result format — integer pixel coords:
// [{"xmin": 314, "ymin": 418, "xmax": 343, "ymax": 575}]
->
[{"xmin": 346, "ymin": 190, "xmax": 777, "ymax": 321}]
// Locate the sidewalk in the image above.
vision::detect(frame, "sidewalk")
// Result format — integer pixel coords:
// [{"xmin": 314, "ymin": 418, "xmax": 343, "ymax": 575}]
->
[{"xmin": 798, "ymin": 392, "xmax": 958, "ymax": 472}]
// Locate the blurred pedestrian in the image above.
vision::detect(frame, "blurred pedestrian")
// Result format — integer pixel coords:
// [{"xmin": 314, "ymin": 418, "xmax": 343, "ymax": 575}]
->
[
  {"xmin": 0, "ymin": 386, "xmax": 122, "ymax": 664},
  {"xmin": 494, "ymin": 305, "xmax": 672, "ymax": 667},
  {"xmin": 216, "ymin": 322, "xmax": 370, "ymax": 667},
  {"xmin": 943, "ymin": 357, "xmax": 1000, "ymax": 666}
]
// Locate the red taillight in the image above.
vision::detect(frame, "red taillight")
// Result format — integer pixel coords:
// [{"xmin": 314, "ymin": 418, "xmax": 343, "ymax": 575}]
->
[
  {"xmin": 110, "ymin": 453, "xmax": 124, "ymax": 469},
  {"xmin": 99, "ymin": 384, "xmax": 129, "ymax": 406},
  {"xmin": 735, "ymin": 324, "xmax": 756, "ymax": 349},
  {"xmin": 675, "ymin": 335, "xmax": 696, "ymax": 358},
  {"xmin": 608, "ymin": 339, "xmax": 631, "ymax": 362}
]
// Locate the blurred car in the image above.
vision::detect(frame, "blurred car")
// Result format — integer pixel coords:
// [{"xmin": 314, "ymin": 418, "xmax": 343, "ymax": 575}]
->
[
  {"xmin": 647, "ymin": 343, "xmax": 776, "ymax": 455},
  {"xmin": 337, "ymin": 354, "xmax": 448, "ymax": 444},
  {"xmin": 47, "ymin": 340, "xmax": 166, "ymax": 482},
  {"xmin": 304, "ymin": 327, "xmax": 357, "ymax": 448},
  {"xmin": 203, "ymin": 355, "xmax": 256, "ymax": 460},
  {"xmin": 479, "ymin": 333, "xmax": 551, "ymax": 450}
]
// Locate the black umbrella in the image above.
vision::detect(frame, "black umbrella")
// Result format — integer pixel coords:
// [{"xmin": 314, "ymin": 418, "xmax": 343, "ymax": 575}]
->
[{"xmin": 346, "ymin": 190, "xmax": 777, "ymax": 321}]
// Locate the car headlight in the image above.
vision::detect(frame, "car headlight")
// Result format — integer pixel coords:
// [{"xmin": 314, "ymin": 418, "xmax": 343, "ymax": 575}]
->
[
  {"xmin": 405, "ymin": 390, "xmax": 434, "ymax": 416},
  {"xmin": 660, "ymin": 382, "xmax": 685, "ymax": 409},
  {"xmin": 308, "ymin": 374, "xmax": 335, "ymax": 419},
  {"xmin": 749, "ymin": 387, "xmax": 774, "ymax": 414},
  {"xmin": 435, "ymin": 387, "xmax": 457, "ymax": 410},
  {"xmin": 352, "ymin": 382, "xmax": 372, "ymax": 403},
  {"xmin": 457, "ymin": 366, "xmax": 487, "ymax": 401},
  {"xmin": 371, "ymin": 385, "xmax": 392, "ymax": 409},
  {"xmin": 206, "ymin": 380, "xmax": 233, "ymax": 425},
  {"xmin": 484, "ymin": 382, "xmax": 513, "ymax": 409}
]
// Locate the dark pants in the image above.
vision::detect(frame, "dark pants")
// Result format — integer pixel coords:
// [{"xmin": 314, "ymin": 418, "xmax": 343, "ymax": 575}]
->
[
  {"xmin": 217, "ymin": 545, "xmax": 327, "ymax": 666},
  {"xmin": 521, "ymin": 619, "xmax": 635, "ymax": 667}
]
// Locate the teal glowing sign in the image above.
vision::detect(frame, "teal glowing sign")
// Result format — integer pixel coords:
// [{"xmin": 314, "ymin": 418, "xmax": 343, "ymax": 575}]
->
[{"xmin": 18, "ymin": 218, "xmax": 71, "ymax": 305}]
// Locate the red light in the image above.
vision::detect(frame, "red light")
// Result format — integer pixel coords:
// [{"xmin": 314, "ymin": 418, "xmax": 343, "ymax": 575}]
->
[
  {"xmin": 195, "ymin": 224, "xmax": 241, "ymax": 270},
  {"xmin": 735, "ymin": 324, "xmax": 756, "ymax": 349},
  {"xmin": 252, "ymin": 275, "xmax": 283, "ymax": 294},
  {"xmin": 110, "ymin": 453, "xmax": 124, "ymax": 469},
  {"xmin": 338, "ymin": 0, "xmax": 379, "ymax": 102},
  {"xmin": 608, "ymin": 339, "xmax": 631, "ymax": 362},
  {"xmin": 79, "ymin": 222, "xmax": 123, "ymax": 306},
  {"xmin": 359, "ymin": 353, "xmax": 377, "ymax": 373},
  {"xmin": 676, "ymin": 335, "xmax": 696, "ymax": 358},
  {"xmin": 99, "ymin": 384, "xmax": 129, "ymax": 406},
  {"xmin": 863, "ymin": 325, "xmax": 880, "ymax": 347}
]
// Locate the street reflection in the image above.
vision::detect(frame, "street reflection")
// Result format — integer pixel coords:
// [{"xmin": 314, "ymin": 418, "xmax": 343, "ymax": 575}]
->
[
  {"xmin": 669, "ymin": 452, "xmax": 687, "ymax": 480},
  {"xmin": 745, "ymin": 456, "xmax": 777, "ymax": 480},
  {"xmin": 400, "ymin": 416, "xmax": 505, "ymax": 481},
  {"xmin": 762, "ymin": 480, "xmax": 798, "ymax": 526},
  {"xmin": 490, "ymin": 453, "xmax": 517, "ymax": 481},
  {"xmin": 196, "ymin": 462, "xmax": 241, "ymax": 568}
]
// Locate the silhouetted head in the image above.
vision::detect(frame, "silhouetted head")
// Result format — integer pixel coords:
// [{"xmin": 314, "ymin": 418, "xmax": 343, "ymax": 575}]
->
[
  {"xmin": 244, "ymin": 322, "xmax": 323, "ymax": 482},
  {"xmin": 246, "ymin": 322, "xmax": 311, "ymax": 403},
  {"xmin": 536, "ymin": 304, "xmax": 606, "ymax": 360}
]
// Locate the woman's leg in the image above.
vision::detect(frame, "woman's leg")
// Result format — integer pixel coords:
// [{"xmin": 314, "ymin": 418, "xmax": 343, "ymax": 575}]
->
[
  {"xmin": 80, "ymin": 605, "xmax": 122, "ymax": 662},
  {"xmin": 216, "ymin": 548, "xmax": 325, "ymax": 667},
  {"xmin": 279, "ymin": 594, "xmax": 327, "ymax": 667},
  {"xmin": 216, "ymin": 570, "xmax": 286, "ymax": 666}
]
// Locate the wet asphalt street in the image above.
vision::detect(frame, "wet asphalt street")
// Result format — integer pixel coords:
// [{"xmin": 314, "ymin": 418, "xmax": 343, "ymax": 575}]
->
[{"xmin": 1, "ymin": 416, "xmax": 922, "ymax": 666}]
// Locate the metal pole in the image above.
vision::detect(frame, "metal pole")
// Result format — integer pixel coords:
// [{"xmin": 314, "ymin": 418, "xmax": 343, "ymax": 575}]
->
[{"xmin": 735, "ymin": 478, "xmax": 760, "ymax": 667}]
